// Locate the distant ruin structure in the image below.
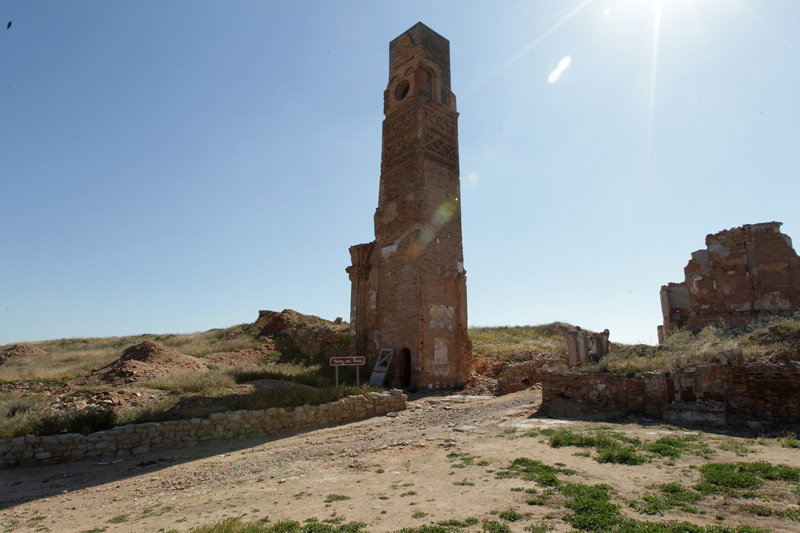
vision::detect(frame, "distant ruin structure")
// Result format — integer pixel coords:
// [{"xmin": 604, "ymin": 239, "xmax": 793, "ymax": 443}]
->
[
  {"xmin": 566, "ymin": 327, "xmax": 610, "ymax": 366},
  {"xmin": 346, "ymin": 23, "xmax": 471, "ymax": 389},
  {"xmin": 659, "ymin": 222, "xmax": 800, "ymax": 342}
]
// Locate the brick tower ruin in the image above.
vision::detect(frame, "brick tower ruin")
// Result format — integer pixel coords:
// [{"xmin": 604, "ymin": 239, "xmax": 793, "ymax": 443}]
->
[{"xmin": 346, "ymin": 23, "xmax": 472, "ymax": 390}]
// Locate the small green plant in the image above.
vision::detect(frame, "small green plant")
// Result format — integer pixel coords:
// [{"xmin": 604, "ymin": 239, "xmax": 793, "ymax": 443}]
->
[
  {"xmin": 446, "ymin": 452, "xmax": 480, "ymax": 469},
  {"xmin": 719, "ymin": 439, "xmax": 755, "ymax": 456},
  {"xmin": 400, "ymin": 491, "xmax": 417, "ymax": 497},
  {"xmin": 107, "ymin": 515, "xmax": 129, "ymax": 524},
  {"xmin": 546, "ymin": 428, "xmax": 647, "ymax": 465},
  {"xmin": 629, "ymin": 483, "xmax": 703, "ymax": 515},
  {"xmin": 411, "ymin": 512, "xmax": 428, "ymax": 519},
  {"xmin": 324, "ymin": 494, "xmax": 351, "ymax": 503},
  {"xmin": 781, "ymin": 432, "xmax": 800, "ymax": 448},
  {"xmin": 525, "ymin": 489, "xmax": 555, "ymax": 506},
  {"xmin": 497, "ymin": 509, "xmax": 525, "ymax": 522},
  {"xmin": 524, "ymin": 524, "xmax": 552, "ymax": 533},
  {"xmin": 453, "ymin": 479, "xmax": 474, "ymax": 486},
  {"xmin": 481, "ymin": 520, "xmax": 511, "ymax": 533},
  {"xmin": 496, "ymin": 457, "xmax": 575, "ymax": 486},
  {"xmin": 695, "ymin": 461, "xmax": 800, "ymax": 495}
]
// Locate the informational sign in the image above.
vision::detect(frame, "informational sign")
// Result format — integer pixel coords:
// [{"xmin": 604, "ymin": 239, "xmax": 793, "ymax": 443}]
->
[
  {"xmin": 330, "ymin": 356, "xmax": 366, "ymax": 366},
  {"xmin": 330, "ymin": 356, "xmax": 367, "ymax": 386}
]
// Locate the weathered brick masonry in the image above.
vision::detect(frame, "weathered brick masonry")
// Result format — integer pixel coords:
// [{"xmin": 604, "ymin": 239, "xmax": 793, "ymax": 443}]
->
[
  {"xmin": 659, "ymin": 222, "xmax": 800, "ymax": 341},
  {"xmin": 541, "ymin": 363, "xmax": 800, "ymax": 425},
  {"xmin": 496, "ymin": 353, "xmax": 568, "ymax": 395},
  {"xmin": 0, "ymin": 390, "xmax": 406, "ymax": 468},
  {"xmin": 347, "ymin": 23, "xmax": 471, "ymax": 390}
]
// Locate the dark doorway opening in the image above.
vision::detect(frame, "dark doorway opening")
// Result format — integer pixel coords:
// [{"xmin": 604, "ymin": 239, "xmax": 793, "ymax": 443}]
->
[{"xmin": 401, "ymin": 348, "xmax": 412, "ymax": 388}]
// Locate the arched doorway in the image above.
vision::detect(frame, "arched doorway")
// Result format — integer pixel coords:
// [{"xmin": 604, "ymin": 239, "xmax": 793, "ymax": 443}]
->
[{"xmin": 401, "ymin": 348, "xmax": 412, "ymax": 388}]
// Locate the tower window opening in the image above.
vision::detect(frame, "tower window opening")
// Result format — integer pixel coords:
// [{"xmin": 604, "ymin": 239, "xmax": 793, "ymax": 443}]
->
[{"xmin": 394, "ymin": 80, "xmax": 410, "ymax": 101}]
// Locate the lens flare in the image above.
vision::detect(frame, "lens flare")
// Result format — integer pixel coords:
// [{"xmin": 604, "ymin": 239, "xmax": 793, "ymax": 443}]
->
[
  {"xmin": 548, "ymin": 55, "xmax": 572, "ymax": 84},
  {"xmin": 405, "ymin": 197, "xmax": 459, "ymax": 258}
]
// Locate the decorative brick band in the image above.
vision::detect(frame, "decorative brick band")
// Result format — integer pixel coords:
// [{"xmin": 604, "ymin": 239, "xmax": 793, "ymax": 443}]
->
[{"xmin": 0, "ymin": 390, "xmax": 407, "ymax": 468}]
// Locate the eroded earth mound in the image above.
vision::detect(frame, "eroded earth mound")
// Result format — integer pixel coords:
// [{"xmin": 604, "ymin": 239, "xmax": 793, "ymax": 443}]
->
[
  {"xmin": 87, "ymin": 340, "xmax": 207, "ymax": 385},
  {"xmin": 0, "ymin": 344, "xmax": 44, "ymax": 363}
]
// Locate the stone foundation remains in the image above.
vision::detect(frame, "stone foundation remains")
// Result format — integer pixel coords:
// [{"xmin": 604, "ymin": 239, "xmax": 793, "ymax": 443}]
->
[
  {"xmin": 541, "ymin": 360, "xmax": 800, "ymax": 426},
  {"xmin": 0, "ymin": 390, "xmax": 407, "ymax": 468},
  {"xmin": 659, "ymin": 222, "xmax": 800, "ymax": 342},
  {"xmin": 495, "ymin": 352, "xmax": 568, "ymax": 395}
]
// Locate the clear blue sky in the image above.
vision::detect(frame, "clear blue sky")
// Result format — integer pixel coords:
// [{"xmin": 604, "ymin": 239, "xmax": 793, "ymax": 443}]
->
[{"xmin": 2, "ymin": 0, "xmax": 799, "ymax": 346}]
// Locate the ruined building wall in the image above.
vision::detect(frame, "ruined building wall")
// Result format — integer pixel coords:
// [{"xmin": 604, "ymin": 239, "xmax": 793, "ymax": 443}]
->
[
  {"xmin": 659, "ymin": 222, "xmax": 800, "ymax": 341},
  {"xmin": 347, "ymin": 23, "xmax": 471, "ymax": 389}
]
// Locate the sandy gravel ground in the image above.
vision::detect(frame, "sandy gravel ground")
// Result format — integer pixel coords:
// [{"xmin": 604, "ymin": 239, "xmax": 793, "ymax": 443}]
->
[{"xmin": 2, "ymin": 389, "xmax": 800, "ymax": 533}]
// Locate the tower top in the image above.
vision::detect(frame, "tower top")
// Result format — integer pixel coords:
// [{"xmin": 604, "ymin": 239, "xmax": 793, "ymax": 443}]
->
[{"xmin": 388, "ymin": 22, "xmax": 451, "ymax": 94}]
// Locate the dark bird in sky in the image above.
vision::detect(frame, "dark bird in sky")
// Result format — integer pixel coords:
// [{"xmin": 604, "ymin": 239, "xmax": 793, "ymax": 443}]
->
[{"xmin": 6, "ymin": 21, "xmax": 11, "ymax": 30}]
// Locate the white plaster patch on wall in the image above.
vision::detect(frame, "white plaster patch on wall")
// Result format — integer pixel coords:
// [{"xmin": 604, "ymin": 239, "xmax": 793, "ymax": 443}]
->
[
  {"xmin": 381, "ymin": 244, "xmax": 398, "ymax": 259},
  {"xmin": 429, "ymin": 304, "xmax": 455, "ymax": 329},
  {"xmin": 456, "ymin": 261, "xmax": 464, "ymax": 274},
  {"xmin": 369, "ymin": 288, "xmax": 377, "ymax": 310},
  {"xmin": 708, "ymin": 243, "xmax": 730, "ymax": 257},
  {"xmin": 434, "ymin": 337, "xmax": 448, "ymax": 365}
]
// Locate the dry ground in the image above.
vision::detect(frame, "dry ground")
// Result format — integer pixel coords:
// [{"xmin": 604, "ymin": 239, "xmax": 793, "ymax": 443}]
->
[{"xmin": 2, "ymin": 389, "xmax": 800, "ymax": 533}]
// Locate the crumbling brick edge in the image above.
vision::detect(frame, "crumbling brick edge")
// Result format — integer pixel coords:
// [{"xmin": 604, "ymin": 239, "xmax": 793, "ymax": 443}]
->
[{"xmin": 0, "ymin": 390, "xmax": 407, "ymax": 469}]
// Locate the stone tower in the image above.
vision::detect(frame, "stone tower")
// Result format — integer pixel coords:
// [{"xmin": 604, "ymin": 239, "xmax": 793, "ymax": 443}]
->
[{"xmin": 346, "ymin": 23, "xmax": 471, "ymax": 390}]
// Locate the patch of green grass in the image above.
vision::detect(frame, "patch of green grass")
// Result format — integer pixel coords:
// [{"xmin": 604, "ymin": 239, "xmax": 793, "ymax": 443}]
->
[
  {"xmin": 453, "ymin": 479, "xmax": 474, "ymax": 487},
  {"xmin": 496, "ymin": 457, "xmax": 575, "ymax": 486},
  {"xmin": 546, "ymin": 428, "xmax": 647, "ymax": 465},
  {"xmin": 523, "ymin": 524, "xmax": 552, "ymax": 533},
  {"xmin": 780, "ymin": 432, "xmax": 800, "ymax": 449},
  {"xmin": 428, "ymin": 518, "xmax": 479, "ymax": 531},
  {"xmin": 718, "ymin": 439, "xmax": 755, "ymax": 456},
  {"xmin": 190, "ymin": 518, "xmax": 368, "ymax": 533},
  {"xmin": 646, "ymin": 434, "xmax": 710, "ymax": 459},
  {"xmin": 107, "ymin": 515, "xmax": 128, "ymax": 524},
  {"xmin": 695, "ymin": 461, "xmax": 800, "ymax": 496},
  {"xmin": 497, "ymin": 509, "xmax": 525, "ymax": 522},
  {"xmin": 446, "ymin": 452, "xmax": 481, "ymax": 469},
  {"xmin": 558, "ymin": 482, "xmax": 768, "ymax": 532},
  {"xmin": 740, "ymin": 503, "xmax": 800, "ymax": 521},
  {"xmin": 469, "ymin": 324, "xmax": 570, "ymax": 360},
  {"xmin": 400, "ymin": 491, "xmax": 417, "ymax": 497},
  {"xmin": 481, "ymin": 520, "xmax": 511, "ymax": 533},
  {"xmin": 525, "ymin": 489, "xmax": 555, "ymax": 506},
  {"xmin": 411, "ymin": 512, "xmax": 428, "ymax": 519},
  {"xmin": 629, "ymin": 483, "xmax": 703, "ymax": 515}
]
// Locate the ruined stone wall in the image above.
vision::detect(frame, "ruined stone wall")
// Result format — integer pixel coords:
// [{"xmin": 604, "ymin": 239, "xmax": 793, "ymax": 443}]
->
[
  {"xmin": 541, "ymin": 372, "xmax": 664, "ymax": 416},
  {"xmin": 659, "ymin": 223, "xmax": 800, "ymax": 340},
  {"xmin": 541, "ymin": 363, "xmax": 800, "ymax": 425},
  {"xmin": 0, "ymin": 391, "xmax": 407, "ymax": 469},
  {"xmin": 496, "ymin": 353, "xmax": 568, "ymax": 394}
]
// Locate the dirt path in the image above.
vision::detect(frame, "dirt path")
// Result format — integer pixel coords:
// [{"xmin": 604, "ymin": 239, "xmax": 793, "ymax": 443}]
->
[{"xmin": 2, "ymin": 389, "xmax": 799, "ymax": 532}]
